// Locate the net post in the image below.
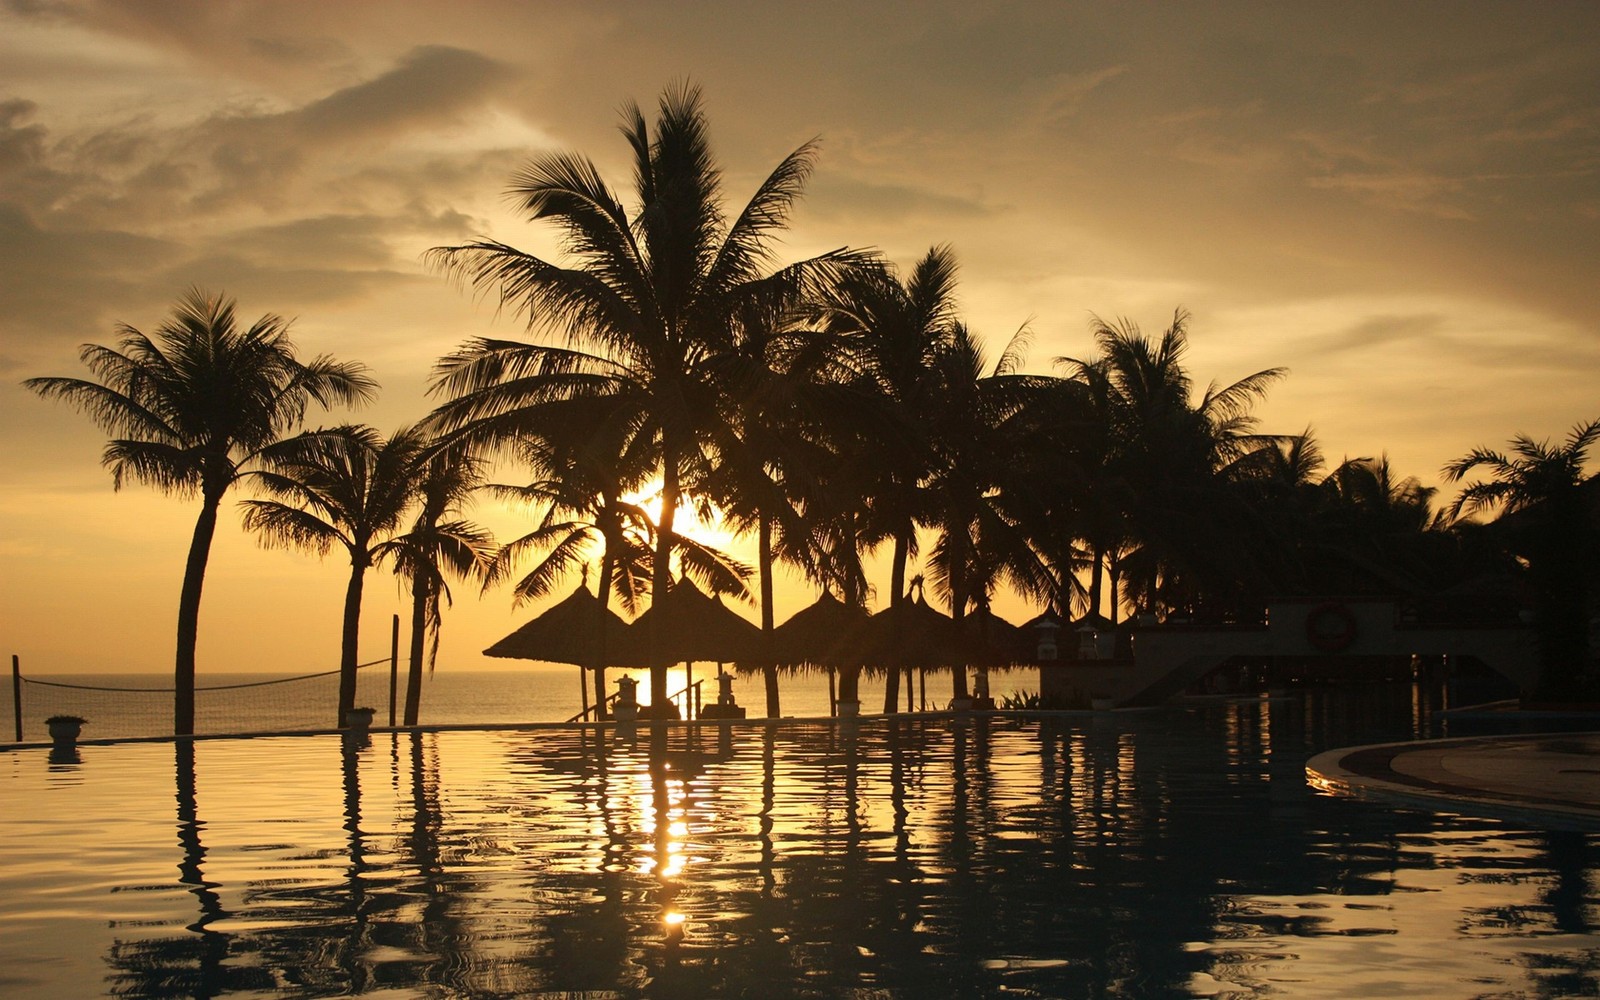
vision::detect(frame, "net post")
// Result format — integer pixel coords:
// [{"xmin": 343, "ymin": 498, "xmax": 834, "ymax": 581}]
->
[
  {"xmin": 11, "ymin": 655, "xmax": 21, "ymax": 742},
  {"xmin": 389, "ymin": 614, "xmax": 399, "ymax": 728}
]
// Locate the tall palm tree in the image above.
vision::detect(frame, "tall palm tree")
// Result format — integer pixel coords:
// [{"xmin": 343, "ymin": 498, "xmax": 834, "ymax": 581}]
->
[
  {"xmin": 813, "ymin": 246, "xmax": 963, "ymax": 710},
  {"xmin": 384, "ymin": 444, "xmax": 495, "ymax": 726},
  {"xmin": 1445, "ymin": 418, "xmax": 1600, "ymax": 700},
  {"xmin": 702, "ymin": 289, "xmax": 864, "ymax": 716},
  {"xmin": 1059, "ymin": 309, "xmax": 1284, "ymax": 619},
  {"xmin": 924, "ymin": 323, "xmax": 1056, "ymax": 702},
  {"xmin": 24, "ymin": 288, "xmax": 374, "ymax": 734},
  {"xmin": 483, "ymin": 414, "xmax": 750, "ymax": 715},
  {"xmin": 427, "ymin": 82, "xmax": 855, "ymax": 710},
  {"xmin": 484, "ymin": 423, "xmax": 657, "ymax": 717},
  {"xmin": 241, "ymin": 425, "xmax": 426, "ymax": 726}
]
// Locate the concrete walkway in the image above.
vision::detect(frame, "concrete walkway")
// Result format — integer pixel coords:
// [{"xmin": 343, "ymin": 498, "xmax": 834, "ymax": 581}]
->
[{"xmin": 1307, "ymin": 731, "xmax": 1600, "ymax": 830}]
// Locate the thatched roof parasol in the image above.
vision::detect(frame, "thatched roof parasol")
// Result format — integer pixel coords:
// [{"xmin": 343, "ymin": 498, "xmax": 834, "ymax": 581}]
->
[
  {"xmin": 484, "ymin": 584, "xmax": 641, "ymax": 667},
  {"xmin": 958, "ymin": 607, "xmax": 1032, "ymax": 666},
  {"xmin": 769, "ymin": 590, "xmax": 874, "ymax": 668},
  {"xmin": 613, "ymin": 577, "xmax": 762, "ymax": 664},
  {"xmin": 857, "ymin": 595, "xmax": 967, "ymax": 669}
]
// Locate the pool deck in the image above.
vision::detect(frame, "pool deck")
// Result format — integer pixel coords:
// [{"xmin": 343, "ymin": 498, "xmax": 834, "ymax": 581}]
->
[{"xmin": 1307, "ymin": 729, "xmax": 1600, "ymax": 830}]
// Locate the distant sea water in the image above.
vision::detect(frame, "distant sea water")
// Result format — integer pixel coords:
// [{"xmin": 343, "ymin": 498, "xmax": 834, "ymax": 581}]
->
[{"xmin": 3, "ymin": 663, "xmax": 1038, "ymax": 743}]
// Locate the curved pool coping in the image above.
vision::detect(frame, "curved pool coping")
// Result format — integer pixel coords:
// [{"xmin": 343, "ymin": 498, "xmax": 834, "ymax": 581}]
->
[{"xmin": 1307, "ymin": 731, "xmax": 1600, "ymax": 831}]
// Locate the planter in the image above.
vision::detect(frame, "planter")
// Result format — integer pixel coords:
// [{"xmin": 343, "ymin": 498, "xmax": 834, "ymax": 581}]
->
[
  {"xmin": 345, "ymin": 707, "xmax": 376, "ymax": 732},
  {"xmin": 949, "ymin": 697, "xmax": 974, "ymax": 712},
  {"xmin": 1090, "ymin": 697, "xmax": 1117, "ymax": 711},
  {"xmin": 835, "ymin": 699, "xmax": 861, "ymax": 718},
  {"xmin": 46, "ymin": 717, "xmax": 84, "ymax": 747}
]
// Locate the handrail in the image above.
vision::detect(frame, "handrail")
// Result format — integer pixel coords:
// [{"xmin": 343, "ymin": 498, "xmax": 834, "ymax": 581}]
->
[
  {"xmin": 568, "ymin": 688, "xmax": 624, "ymax": 724},
  {"xmin": 667, "ymin": 679, "xmax": 704, "ymax": 720},
  {"xmin": 570, "ymin": 677, "xmax": 706, "ymax": 723}
]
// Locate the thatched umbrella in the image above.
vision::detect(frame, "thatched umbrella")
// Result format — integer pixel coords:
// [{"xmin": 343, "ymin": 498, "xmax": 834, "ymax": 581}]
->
[
  {"xmin": 958, "ymin": 607, "xmax": 1027, "ymax": 665},
  {"xmin": 955, "ymin": 606, "xmax": 1029, "ymax": 705},
  {"xmin": 771, "ymin": 590, "xmax": 874, "ymax": 668},
  {"xmin": 858, "ymin": 595, "xmax": 964, "ymax": 669},
  {"xmin": 744, "ymin": 591, "xmax": 876, "ymax": 715},
  {"xmin": 612, "ymin": 578, "xmax": 761, "ymax": 716},
  {"xmin": 855, "ymin": 597, "xmax": 1035, "ymax": 708},
  {"xmin": 484, "ymin": 583, "xmax": 639, "ymax": 719}
]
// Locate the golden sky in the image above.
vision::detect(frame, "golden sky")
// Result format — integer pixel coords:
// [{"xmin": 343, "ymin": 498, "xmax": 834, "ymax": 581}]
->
[{"xmin": 3, "ymin": 2, "xmax": 1598, "ymax": 675}]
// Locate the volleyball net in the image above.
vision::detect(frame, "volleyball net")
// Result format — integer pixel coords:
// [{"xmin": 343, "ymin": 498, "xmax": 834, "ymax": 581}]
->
[{"xmin": 6, "ymin": 658, "xmax": 395, "ymax": 743}]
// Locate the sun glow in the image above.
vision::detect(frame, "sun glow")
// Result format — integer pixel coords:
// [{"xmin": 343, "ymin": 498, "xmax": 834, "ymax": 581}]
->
[{"xmin": 622, "ymin": 480, "xmax": 744, "ymax": 554}]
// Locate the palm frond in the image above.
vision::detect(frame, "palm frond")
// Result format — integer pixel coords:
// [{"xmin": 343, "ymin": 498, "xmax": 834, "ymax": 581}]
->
[{"xmin": 239, "ymin": 499, "xmax": 346, "ymax": 555}]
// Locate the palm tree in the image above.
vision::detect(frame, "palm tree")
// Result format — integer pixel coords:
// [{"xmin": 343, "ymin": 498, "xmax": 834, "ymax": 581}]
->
[
  {"xmin": 483, "ymin": 413, "xmax": 751, "ymax": 716},
  {"xmin": 426, "ymin": 82, "xmax": 856, "ymax": 710},
  {"xmin": 924, "ymin": 323, "xmax": 1056, "ymax": 702},
  {"xmin": 702, "ymin": 290, "xmax": 864, "ymax": 716},
  {"xmin": 812, "ymin": 247, "xmax": 963, "ymax": 710},
  {"xmin": 384, "ymin": 444, "xmax": 495, "ymax": 726},
  {"xmin": 23, "ymin": 289, "xmax": 374, "ymax": 734},
  {"xmin": 1445, "ymin": 419, "xmax": 1600, "ymax": 700},
  {"xmin": 1059, "ymin": 309, "xmax": 1284, "ymax": 619},
  {"xmin": 241, "ymin": 425, "xmax": 426, "ymax": 726},
  {"xmin": 484, "ymin": 422, "xmax": 658, "ymax": 717}
]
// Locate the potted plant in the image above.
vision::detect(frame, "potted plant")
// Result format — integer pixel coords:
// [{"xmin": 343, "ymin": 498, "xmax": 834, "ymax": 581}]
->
[{"xmin": 45, "ymin": 714, "xmax": 86, "ymax": 746}]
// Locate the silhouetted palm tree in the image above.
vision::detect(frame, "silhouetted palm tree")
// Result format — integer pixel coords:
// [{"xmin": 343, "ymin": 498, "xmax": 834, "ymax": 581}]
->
[
  {"xmin": 485, "ymin": 424, "xmax": 657, "ymax": 717},
  {"xmin": 427, "ymin": 82, "xmax": 855, "ymax": 709},
  {"xmin": 23, "ymin": 288, "xmax": 374, "ymax": 734},
  {"xmin": 703, "ymin": 291, "xmax": 862, "ymax": 716},
  {"xmin": 1060, "ymin": 309, "xmax": 1283, "ymax": 618},
  {"xmin": 484, "ymin": 415, "xmax": 751, "ymax": 715},
  {"xmin": 813, "ymin": 247, "xmax": 962, "ymax": 709},
  {"xmin": 1445, "ymin": 419, "xmax": 1600, "ymax": 699},
  {"xmin": 384, "ymin": 444, "xmax": 495, "ymax": 726},
  {"xmin": 925, "ymin": 323, "xmax": 1056, "ymax": 701},
  {"xmin": 242, "ymin": 425, "xmax": 426, "ymax": 726}
]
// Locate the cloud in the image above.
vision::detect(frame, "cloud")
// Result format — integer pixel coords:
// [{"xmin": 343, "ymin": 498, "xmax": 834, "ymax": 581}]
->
[
  {"xmin": 1304, "ymin": 313, "xmax": 1448, "ymax": 358},
  {"xmin": 1303, "ymin": 171, "xmax": 1474, "ymax": 220},
  {"xmin": 288, "ymin": 45, "xmax": 508, "ymax": 142},
  {"xmin": 0, "ymin": 203, "xmax": 182, "ymax": 368},
  {"xmin": 1031, "ymin": 65, "xmax": 1128, "ymax": 125},
  {"xmin": 1, "ymin": 43, "xmax": 512, "ymax": 229},
  {"xmin": 805, "ymin": 172, "xmax": 992, "ymax": 230}
]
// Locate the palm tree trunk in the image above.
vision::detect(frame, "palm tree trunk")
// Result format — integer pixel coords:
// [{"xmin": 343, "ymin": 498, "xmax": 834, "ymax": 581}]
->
[
  {"xmin": 1107, "ymin": 550, "xmax": 1122, "ymax": 627},
  {"xmin": 174, "ymin": 493, "xmax": 223, "ymax": 736},
  {"xmin": 338, "ymin": 555, "xmax": 368, "ymax": 727},
  {"xmin": 1087, "ymin": 543, "xmax": 1104, "ymax": 622},
  {"xmin": 837, "ymin": 511, "xmax": 864, "ymax": 711},
  {"xmin": 759, "ymin": 513, "xmax": 780, "ymax": 718},
  {"xmin": 594, "ymin": 554, "xmax": 616, "ymax": 719},
  {"xmin": 881, "ymin": 531, "xmax": 910, "ymax": 713},
  {"xmin": 649, "ymin": 450, "xmax": 680, "ymax": 715},
  {"xmin": 950, "ymin": 538, "xmax": 970, "ymax": 702},
  {"xmin": 403, "ymin": 578, "xmax": 428, "ymax": 726}
]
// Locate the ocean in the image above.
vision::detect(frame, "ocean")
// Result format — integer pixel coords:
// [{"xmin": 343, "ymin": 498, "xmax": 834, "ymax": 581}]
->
[{"xmin": 4, "ymin": 662, "xmax": 1037, "ymax": 742}]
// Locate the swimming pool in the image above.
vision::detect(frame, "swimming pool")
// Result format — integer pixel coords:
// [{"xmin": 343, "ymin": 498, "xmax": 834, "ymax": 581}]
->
[{"xmin": 4, "ymin": 687, "xmax": 1597, "ymax": 998}]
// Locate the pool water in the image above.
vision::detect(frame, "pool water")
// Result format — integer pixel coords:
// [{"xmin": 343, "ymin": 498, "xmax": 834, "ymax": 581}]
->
[{"xmin": 3, "ymin": 686, "xmax": 1597, "ymax": 999}]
